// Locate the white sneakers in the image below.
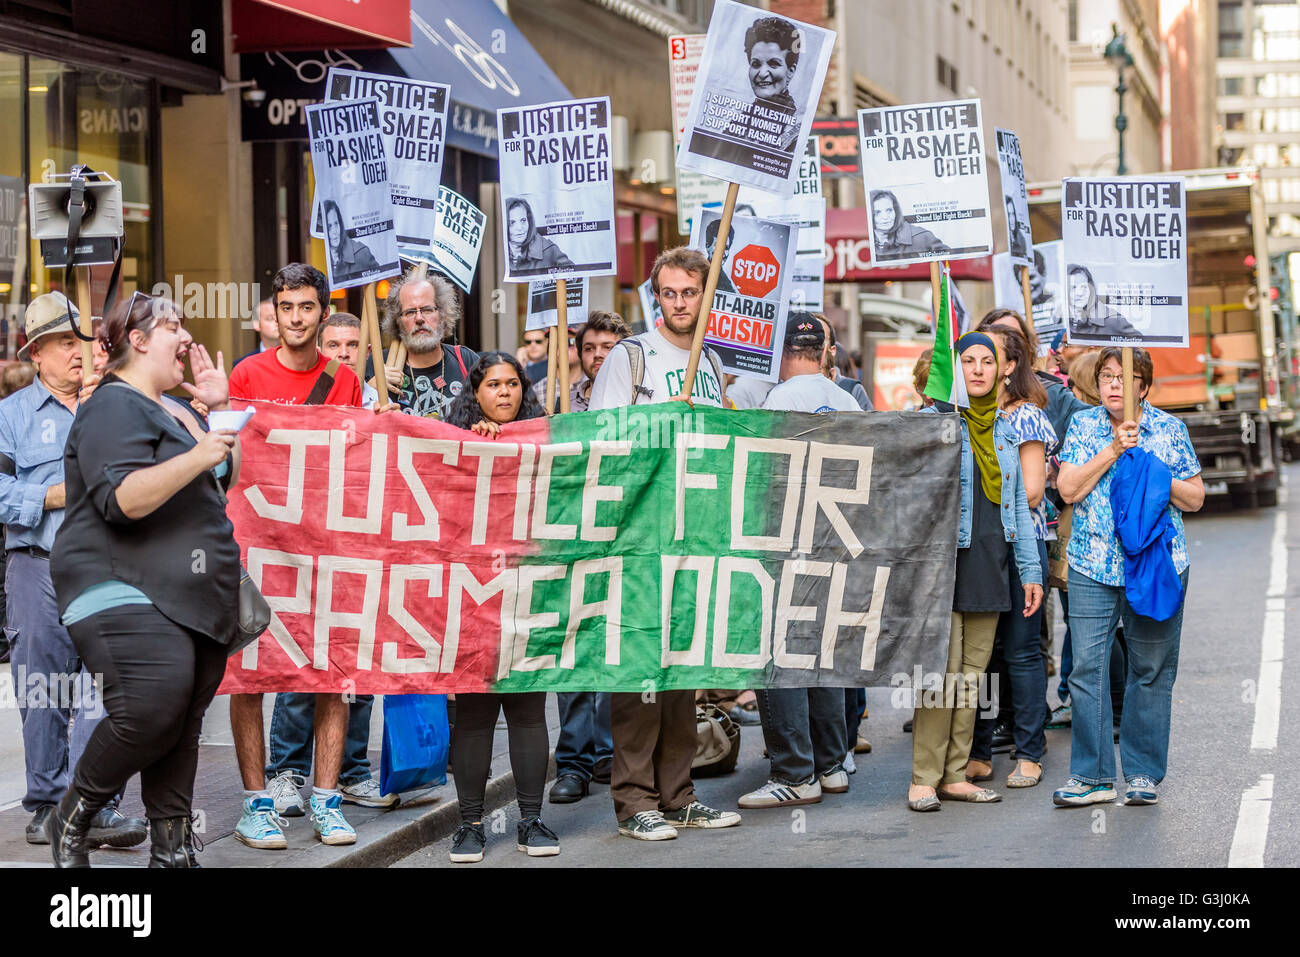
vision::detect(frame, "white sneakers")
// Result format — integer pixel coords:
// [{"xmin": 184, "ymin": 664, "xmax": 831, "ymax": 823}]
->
[{"xmin": 739, "ymin": 778, "xmax": 823, "ymax": 808}]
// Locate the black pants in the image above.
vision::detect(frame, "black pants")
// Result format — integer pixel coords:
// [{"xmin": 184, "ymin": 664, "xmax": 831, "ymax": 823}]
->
[
  {"xmin": 67, "ymin": 604, "xmax": 228, "ymax": 819},
  {"xmin": 451, "ymin": 692, "xmax": 548, "ymax": 823}
]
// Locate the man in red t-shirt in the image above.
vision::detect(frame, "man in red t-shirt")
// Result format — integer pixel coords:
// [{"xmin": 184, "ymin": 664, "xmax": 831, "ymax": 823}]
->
[{"xmin": 227, "ymin": 263, "xmax": 365, "ymax": 851}]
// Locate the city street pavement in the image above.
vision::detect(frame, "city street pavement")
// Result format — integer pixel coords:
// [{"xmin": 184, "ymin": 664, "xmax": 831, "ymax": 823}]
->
[{"xmin": 393, "ymin": 471, "xmax": 1300, "ymax": 868}]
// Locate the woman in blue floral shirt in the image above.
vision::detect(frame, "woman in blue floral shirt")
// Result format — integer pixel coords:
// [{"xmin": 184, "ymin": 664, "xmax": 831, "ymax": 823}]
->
[
  {"xmin": 967, "ymin": 325, "xmax": 1057, "ymax": 789},
  {"xmin": 1053, "ymin": 347, "xmax": 1204, "ymax": 808}
]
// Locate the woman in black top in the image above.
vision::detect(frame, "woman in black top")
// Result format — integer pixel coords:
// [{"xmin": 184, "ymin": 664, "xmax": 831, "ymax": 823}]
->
[
  {"xmin": 442, "ymin": 352, "xmax": 555, "ymax": 863},
  {"xmin": 47, "ymin": 293, "xmax": 241, "ymax": 868}
]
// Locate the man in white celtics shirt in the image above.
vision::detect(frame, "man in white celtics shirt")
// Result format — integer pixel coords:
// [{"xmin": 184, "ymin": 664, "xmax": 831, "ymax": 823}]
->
[
  {"xmin": 586, "ymin": 246, "xmax": 740, "ymax": 842},
  {"xmin": 588, "ymin": 247, "xmax": 727, "ymax": 410}
]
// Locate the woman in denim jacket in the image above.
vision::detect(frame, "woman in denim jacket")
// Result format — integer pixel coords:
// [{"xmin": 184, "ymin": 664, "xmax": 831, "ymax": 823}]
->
[{"xmin": 909, "ymin": 331, "xmax": 1043, "ymax": 811}]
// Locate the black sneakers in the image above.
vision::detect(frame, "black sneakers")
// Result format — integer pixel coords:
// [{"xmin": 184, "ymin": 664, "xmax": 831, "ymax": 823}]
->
[
  {"xmin": 516, "ymin": 817, "xmax": 560, "ymax": 857},
  {"xmin": 449, "ymin": 822, "xmax": 486, "ymax": 863}
]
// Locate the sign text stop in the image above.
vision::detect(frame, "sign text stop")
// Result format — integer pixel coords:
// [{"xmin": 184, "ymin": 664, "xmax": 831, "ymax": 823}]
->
[{"xmin": 730, "ymin": 244, "xmax": 781, "ymax": 298}]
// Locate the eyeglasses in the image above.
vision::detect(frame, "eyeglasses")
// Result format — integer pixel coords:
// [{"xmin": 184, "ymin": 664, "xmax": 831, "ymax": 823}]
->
[
  {"xmin": 1098, "ymin": 372, "xmax": 1144, "ymax": 386},
  {"xmin": 400, "ymin": 305, "xmax": 439, "ymax": 320},
  {"xmin": 659, "ymin": 288, "xmax": 701, "ymax": 303}
]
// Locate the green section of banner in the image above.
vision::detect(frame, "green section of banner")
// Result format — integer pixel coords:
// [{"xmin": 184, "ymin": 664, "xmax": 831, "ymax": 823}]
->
[{"xmin": 493, "ymin": 405, "xmax": 781, "ymax": 693}]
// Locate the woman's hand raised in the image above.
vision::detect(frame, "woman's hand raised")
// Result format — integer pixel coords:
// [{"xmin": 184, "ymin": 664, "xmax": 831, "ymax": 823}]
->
[{"xmin": 182, "ymin": 345, "xmax": 230, "ymax": 412}]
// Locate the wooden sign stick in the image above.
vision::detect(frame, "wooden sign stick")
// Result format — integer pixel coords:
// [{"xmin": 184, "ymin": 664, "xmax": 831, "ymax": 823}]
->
[
  {"xmin": 1020, "ymin": 264, "xmax": 1035, "ymax": 336},
  {"xmin": 544, "ymin": 322, "xmax": 558, "ymax": 416},
  {"xmin": 1122, "ymin": 346, "xmax": 1135, "ymax": 423},
  {"xmin": 556, "ymin": 278, "xmax": 570, "ymax": 413},
  {"xmin": 75, "ymin": 267, "xmax": 95, "ymax": 376},
  {"xmin": 353, "ymin": 307, "xmax": 370, "ymax": 380},
  {"xmin": 679, "ymin": 181, "xmax": 740, "ymax": 400},
  {"xmin": 385, "ymin": 341, "xmax": 400, "ymax": 368},
  {"xmin": 930, "ymin": 261, "xmax": 942, "ymax": 333},
  {"xmin": 362, "ymin": 284, "xmax": 389, "ymax": 410}
]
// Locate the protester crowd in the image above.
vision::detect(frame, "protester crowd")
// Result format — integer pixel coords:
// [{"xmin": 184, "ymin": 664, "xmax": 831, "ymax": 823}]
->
[{"xmin": 0, "ymin": 250, "xmax": 1202, "ymax": 867}]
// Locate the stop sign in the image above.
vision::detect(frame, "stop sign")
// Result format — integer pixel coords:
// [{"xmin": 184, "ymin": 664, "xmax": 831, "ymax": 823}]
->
[{"xmin": 730, "ymin": 244, "xmax": 781, "ymax": 298}]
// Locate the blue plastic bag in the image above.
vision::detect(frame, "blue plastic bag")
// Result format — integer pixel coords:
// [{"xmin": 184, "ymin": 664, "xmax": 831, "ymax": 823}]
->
[{"xmin": 380, "ymin": 694, "xmax": 449, "ymax": 795}]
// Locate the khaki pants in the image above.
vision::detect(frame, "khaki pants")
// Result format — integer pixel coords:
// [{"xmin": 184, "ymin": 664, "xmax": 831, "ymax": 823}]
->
[
  {"xmin": 911, "ymin": 612, "xmax": 998, "ymax": 787},
  {"xmin": 610, "ymin": 689, "xmax": 697, "ymax": 820}
]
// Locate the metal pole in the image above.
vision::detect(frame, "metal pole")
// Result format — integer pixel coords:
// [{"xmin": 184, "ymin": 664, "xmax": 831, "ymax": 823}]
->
[{"xmin": 1115, "ymin": 70, "xmax": 1128, "ymax": 176}]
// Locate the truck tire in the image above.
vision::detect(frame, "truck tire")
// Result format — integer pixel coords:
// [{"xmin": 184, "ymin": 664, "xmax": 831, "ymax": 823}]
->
[
  {"xmin": 1230, "ymin": 484, "xmax": 1259, "ymax": 510},
  {"xmin": 1258, "ymin": 486, "xmax": 1279, "ymax": 508}
]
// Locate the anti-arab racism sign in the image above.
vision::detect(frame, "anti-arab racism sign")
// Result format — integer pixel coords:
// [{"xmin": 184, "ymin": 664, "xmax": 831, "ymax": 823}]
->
[
  {"xmin": 995, "ymin": 240, "xmax": 1067, "ymax": 353},
  {"xmin": 1061, "ymin": 177, "xmax": 1188, "ymax": 347},
  {"xmin": 320, "ymin": 69, "xmax": 450, "ymax": 255},
  {"xmin": 498, "ymin": 97, "xmax": 617, "ymax": 283},
  {"xmin": 217, "ymin": 403, "xmax": 958, "ymax": 695},
  {"xmin": 526, "ymin": 277, "xmax": 588, "ymax": 331},
  {"xmin": 857, "ymin": 98, "xmax": 994, "ymax": 266},
  {"xmin": 996, "ymin": 127, "xmax": 1032, "ymax": 268},
  {"xmin": 676, "ymin": 0, "xmax": 835, "ymax": 195},
  {"xmin": 404, "ymin": 186, "xmax": 486, "ymax": 294},
  {"xmin": 690, "ymin": 208, "xmax": 797, "ymax": 381},
  {"xmin": 305, "ymin": 98, "xmax": 401, "ymax": 290}
]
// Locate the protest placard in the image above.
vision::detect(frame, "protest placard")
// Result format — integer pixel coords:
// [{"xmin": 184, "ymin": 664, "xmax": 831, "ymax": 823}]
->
[
  {"xmin": 994, "ymin": 240, "xmax": 1067, "ymax": 353},
  {"xmin": 637, "ymin": 277, "xmax": 664, "ymax": 330},
  {"xmin": 218, "ymin": 403, "xmax": 958, "ymax": 695},
  {"xmin": 676, "ymin": 0, "xmax": 835, "ymax": 195},
  {"xmin": 1061, "ymin": 177, "xmax": 1189, "ymax": 347},
  {"xmin": 690, "ymin": 206, "xmax": 797, "ymax": 380},
  {"xmin": 857, "ymin": 98, "xmax": 994, "ymax": 266},
  {"xmin": 305, "ymin": 97, "xmax": 401, "ymax": 291},
  {"xmin": 402, "ymin": 186, "xmax": 485, "ymax": 294},
  {"xmin": 669, "ymin": 32, "xmax": 722, "ymax": 235},
  {"xmin": 319, "ymin": 68, "xmax": 450, "ymax": 256},
  {"xmin": 526, "ymin": 276, "xmax": 587, "ymax": 331},
  {"xmin": 497, "ymin": 96, "xmax": 617, "ymax": 283},
  {"xmin": 996, "ymin": 127, "xmax": 1032, "ymax": 268}
]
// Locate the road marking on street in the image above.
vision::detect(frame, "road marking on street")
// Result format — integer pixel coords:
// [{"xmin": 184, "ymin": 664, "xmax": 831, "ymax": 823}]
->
[
  {"xmin": 0, "ymin": 799, "xmax": 22, "ymax": 813},
  {"xmin": 1251, "ymin": 510, "xmax": 1286, "ymax": 751},
  {"xmin": 1228, "ymin": 774, "xmax": 1274, "ymax": 867}
]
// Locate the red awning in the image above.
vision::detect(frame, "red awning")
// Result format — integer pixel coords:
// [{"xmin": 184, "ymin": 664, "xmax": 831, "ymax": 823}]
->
[
  {"xmin": 232, "ymin": 0, "xmax": 411, "ymax": 52},
  {"xmin": 825, "ymin": 207, "xmax": 992, "ymax": 283}
]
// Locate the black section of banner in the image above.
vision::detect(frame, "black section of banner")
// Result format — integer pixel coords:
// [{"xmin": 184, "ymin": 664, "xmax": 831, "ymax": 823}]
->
[
  {"xmin": 537, "ymin": 220, "xmax": 612, "ymax": 237},
  {"xmin": 1101, "ymin": 296, "xmax": 1186, "ymax": 306},
  {"xmin": 907, "ymin": 210, "xmax": 989, "ymax": 225},
  {"xmin": 512, "ymin": 261, "xmax": 614, "ymax": 278}
]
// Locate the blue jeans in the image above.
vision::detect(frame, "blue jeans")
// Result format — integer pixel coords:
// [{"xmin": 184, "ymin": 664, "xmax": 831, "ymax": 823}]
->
[
  {"xmin": 266, "ymin": 692, "xmax": 373, "ymax": 785},
  {"xmin": 554, "ymin": 692, "xmax": 612, "ymax": 780},
  {"xmin": 973, "ymin": 540, "xmax": 1049, "ymax": 762},
  {"xmin": 755, "ymin": 687, "xmax": 848, "ymax": 784},
  {"xmin": 6, "ymin": 552, "xmax": 102, "ymax": 811},
  {"xmin": 1056, "ymin": 588, "xmax": 1072, "ymax": 702},
  {"xmin": 1066, "ymin": 567, "xmax": 1188, "ymax": 786}
]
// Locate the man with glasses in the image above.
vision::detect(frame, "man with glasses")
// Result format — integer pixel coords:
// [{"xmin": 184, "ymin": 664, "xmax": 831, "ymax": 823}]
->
[
  {"xmin": 380, "ymin": 267, "xmax": 477, "ymax": 420},
  {"xmin": 587, "ymin": 247, "xmax": 739, "ymax": 841}
]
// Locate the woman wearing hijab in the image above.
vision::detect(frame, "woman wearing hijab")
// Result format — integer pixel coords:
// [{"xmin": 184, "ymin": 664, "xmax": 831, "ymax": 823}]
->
[
  {"xmin": 744, "ymin": 16, "xmax": 802, "ymax": 153},
  {"xmin": 910, "ymin": 331, "xmax": 1043, "ymax": 811},
  {"xmin": 870, "ymin": 189, "xmax": 949, "ymax": 260},
  {"xmin": 323, "ymin": 200, "xmax": 380, "ymax": 284},
  {"xmin": 505, "ymin": 198, "xmax": 575, "ymax": 276}
]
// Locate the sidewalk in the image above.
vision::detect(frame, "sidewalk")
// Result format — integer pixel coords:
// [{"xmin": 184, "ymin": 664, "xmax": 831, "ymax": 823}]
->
[{"xmin": 0, "ymin": 683, "xmax": 559, "ymax": 868}]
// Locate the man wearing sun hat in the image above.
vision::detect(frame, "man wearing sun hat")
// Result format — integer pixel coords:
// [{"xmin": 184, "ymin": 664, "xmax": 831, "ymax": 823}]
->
[{"xmin": 0, "ymin": 293, "xmax": 146, "ymax": 851}]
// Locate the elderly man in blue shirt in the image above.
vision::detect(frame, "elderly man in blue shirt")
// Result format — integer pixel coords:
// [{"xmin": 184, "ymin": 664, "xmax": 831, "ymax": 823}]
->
[{"xmin": 0, "ymin": 293, "xmax": 146, "ymax": 849}]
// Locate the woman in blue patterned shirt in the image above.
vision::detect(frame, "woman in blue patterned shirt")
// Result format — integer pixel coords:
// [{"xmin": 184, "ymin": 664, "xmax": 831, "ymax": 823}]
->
[
  {"xmin": 967, "ymin": 325, "xmax": 1057, "ymax": 789},
  {"xmin": 1052, "ymin": 347, "xmax": 1204, "ymax": 809}
]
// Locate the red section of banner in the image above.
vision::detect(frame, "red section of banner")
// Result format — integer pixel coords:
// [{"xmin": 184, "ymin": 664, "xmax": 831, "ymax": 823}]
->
[
  {"xmin": 824, "ymin": 208, "xmax": 993, "ymax": 283},
  {"xmin": 231, "ymin": 0, "xmax": 411, "ymax": 52},
  {"xmin": 217, "ymin": 402, "xmax": 542, "ymax": 694}
]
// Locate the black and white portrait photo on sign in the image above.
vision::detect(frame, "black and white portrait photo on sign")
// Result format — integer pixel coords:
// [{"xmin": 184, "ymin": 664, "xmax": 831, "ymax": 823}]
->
[
  {"xmin": 1061, "ymin": 176, "xmax": 1189, "ymax": 347},
  {"xmin": 689, "ymin": 206, "xmax": 797, "ymax": 380},
  {"xmin": 676, "ymin": 0, "xmax": 835, "ymax": 194},
  {"xmin": 996, "ymin": 127, "xmax": 1032, "ymax": 267},
  {"xmin": 305, "ymin": 97, "xmax": 401, "ymax": 290},
  {"xmin": 497, "ymin": 96, "xmax": 617, "ymax": 283},
  {"xmin": 322, "ymin": 68, "xmax": 450, "ymax": 255},
  {"xmin": 526, "ymin": 277, "xmax": 588, "ymax": 331},
  {"xmin": 857, "ymin": 98, "xmax": 994, "ymax": 266},
  {"xmin": 994, "ymin": 240, "xmax": 1067, "ymax": 352}
]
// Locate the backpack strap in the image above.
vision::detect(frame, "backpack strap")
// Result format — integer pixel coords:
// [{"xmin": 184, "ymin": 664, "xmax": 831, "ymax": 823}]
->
[
  {"xmin": 450, "ymin": 345, "xmax": 469, "ymax": 378},
  {"xmin": 619, "ymin": 338, "xmax": 652, "ymax": 403},
  {"xmin": 705, "ymin": 348, "xmax": 726, "ymax": 404},
  {"xmin": 304, "ymin": 358, "xmax": 341, "ymax": 406}
]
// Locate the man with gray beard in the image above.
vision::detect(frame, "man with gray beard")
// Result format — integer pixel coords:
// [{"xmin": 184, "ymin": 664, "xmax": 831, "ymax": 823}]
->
[{"xmin": 380, "ymin": 268, "xmax": 478, "ymax": 420}]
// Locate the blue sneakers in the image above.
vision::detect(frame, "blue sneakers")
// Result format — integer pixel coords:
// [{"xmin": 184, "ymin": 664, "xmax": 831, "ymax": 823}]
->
[
  {"xmin": 1052, "ymin": 778, "xmax": 1117, "ymax": 807},
  {"xmin": 309, "ymin": 793, "xmax": 357, "ymax": 846},
  {"xmin": 235, "ymin": 796, "xmax": 288, "ymax": 850}
]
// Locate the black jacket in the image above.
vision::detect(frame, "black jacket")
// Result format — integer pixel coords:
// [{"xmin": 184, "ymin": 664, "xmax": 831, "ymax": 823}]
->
[{"xmin": 51, "ymin": 375, "xmax": 240, "ymax": 644}]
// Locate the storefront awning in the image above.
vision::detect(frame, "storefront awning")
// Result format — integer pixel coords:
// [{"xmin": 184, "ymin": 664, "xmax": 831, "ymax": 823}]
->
[
  {"xmin": 825, "ymin": 208, "xmax": 993, "ymax": 283},
  {"xmin": 232, "ymin": 0, "xmax": 412, "ymax": 52},
  {"xmin": 239, "ymin": 0, "xmax": 570, "ymax": 156}
]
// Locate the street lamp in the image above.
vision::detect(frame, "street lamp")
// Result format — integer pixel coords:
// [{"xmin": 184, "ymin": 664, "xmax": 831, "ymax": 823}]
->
[{"xmin": 1103, "ymin": 23, "xmax": 1134, "ymax": 175}]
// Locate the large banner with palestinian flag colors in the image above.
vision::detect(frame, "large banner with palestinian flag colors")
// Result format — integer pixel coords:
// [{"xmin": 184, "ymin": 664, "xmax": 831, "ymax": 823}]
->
[{"xmin": 217, "ymin": 402, "xmax": 960, "ymax": 695}]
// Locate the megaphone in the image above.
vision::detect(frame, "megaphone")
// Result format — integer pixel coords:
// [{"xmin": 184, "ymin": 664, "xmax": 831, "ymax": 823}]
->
[{"xmin": 28, "ymin": 167, "xmax": 123, "ymax": 242}]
